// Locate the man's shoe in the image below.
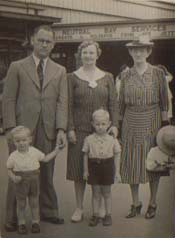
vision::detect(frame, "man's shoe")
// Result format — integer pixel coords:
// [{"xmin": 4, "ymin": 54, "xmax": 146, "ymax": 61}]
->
[
  {"xmin": 71, "ymin": 209, "xmax": 83, "ymax": 223},
  {"xmin": 18, "ymin": 224, "xmax": 27, "ymax": 234},
  {"xmin": 41, "ymin": 217, "xmax": 64, "ymax": 224},
  {"xmin": 88, "ymin": 216, "xmax": 99, "ymax": 227},
  {"xmin": 103, "ymin": 215, "xmax": 112, "ymax": 226},
  {"xmin": 31, "ymin": 223, "xmax": 40, "ymax": 233},
  {"xmin": 5, "ymin": 222, "xmax": 17, "ymax": 232}
]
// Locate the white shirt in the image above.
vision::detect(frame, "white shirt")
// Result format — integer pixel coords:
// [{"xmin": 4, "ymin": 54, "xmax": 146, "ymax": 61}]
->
[
  {"xmin": 7, "ymin": 146, "xmax": 45, "ymax": 172},
  {"xmin": 82, "ymin": 133, "xmax": 121, "ymax": 159}
]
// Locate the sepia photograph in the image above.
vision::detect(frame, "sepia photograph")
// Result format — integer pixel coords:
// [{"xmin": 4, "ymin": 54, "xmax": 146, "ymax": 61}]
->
[{"xmin": 0, "ymin": 1, "xmax": 175, "ymax": 237}]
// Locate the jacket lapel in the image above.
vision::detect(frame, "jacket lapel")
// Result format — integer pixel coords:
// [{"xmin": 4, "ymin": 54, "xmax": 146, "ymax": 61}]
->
[
  {"xmin": 43, "ymin": 59, "xmax": 57, "ymax": 89},
  {"xmin": 21, "ymin": 55, "xmax": 41, "ymax": 89}
]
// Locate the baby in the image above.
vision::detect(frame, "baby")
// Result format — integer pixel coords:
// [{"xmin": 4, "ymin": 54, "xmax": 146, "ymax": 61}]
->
[
  {"xmin": 82, "ymin": 109, "xmax": 121, "ymax": 227},
  {"xmin": 6, "ymin": 126, "xmax": 60, "ymax": 235}
]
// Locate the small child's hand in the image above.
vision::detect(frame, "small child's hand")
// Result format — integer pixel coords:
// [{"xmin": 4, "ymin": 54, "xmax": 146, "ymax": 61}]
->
[
  {"xmin": 13, "ymin": 175, "xmax": 22, "ymax": 184},
  {"xmin": 83, "ymin": 172, "xmax": 89, "ymax": 181},
  {"xmin": 55, "ymin": 145, "xmax": 61, "ymax": 153},
  {"xmin": 115, "ymin": 173, "xmax": 121, "ymax": 183}
]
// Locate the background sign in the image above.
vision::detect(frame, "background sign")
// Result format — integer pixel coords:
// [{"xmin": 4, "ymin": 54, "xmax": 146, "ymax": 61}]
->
[{"xmin": 54, "ymin": 21, "xmax": 175, "ymax": 42}]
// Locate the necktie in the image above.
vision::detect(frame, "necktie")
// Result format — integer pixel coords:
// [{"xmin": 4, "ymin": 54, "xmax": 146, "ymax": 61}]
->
[{"xmin": 37, "ymin": 59, "xmax": 44, "ymax": 89}]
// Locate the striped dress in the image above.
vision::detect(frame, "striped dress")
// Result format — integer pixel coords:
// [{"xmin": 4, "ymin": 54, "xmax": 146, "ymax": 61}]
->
[
  {"xmin": 119, "ymin": 64, "xmax": 169, "ymax": 184},
  {"xmin": 67, "ymin": 71, "xmax": 118, "ymax": 181}
]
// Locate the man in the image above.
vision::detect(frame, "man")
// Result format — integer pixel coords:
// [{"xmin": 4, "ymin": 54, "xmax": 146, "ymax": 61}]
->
[{"xmin": 3, "ymin": 25, "xmax": 67, "ymax": 231}]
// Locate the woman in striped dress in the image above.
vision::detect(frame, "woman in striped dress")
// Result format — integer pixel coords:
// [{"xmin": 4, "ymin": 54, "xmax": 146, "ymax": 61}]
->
[
  {"xmin": 119, "ymin": 36, "xmax": 169, "ymax": 219},
  {"xmin": 67, "ymin": 40, "xmax": 118, "ymax": 222}
]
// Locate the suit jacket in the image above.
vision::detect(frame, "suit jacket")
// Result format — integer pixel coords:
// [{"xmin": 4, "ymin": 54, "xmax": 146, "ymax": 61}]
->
[{"xmin": 2, "ymin": 55, "xmax": 68, "ymax": 140}]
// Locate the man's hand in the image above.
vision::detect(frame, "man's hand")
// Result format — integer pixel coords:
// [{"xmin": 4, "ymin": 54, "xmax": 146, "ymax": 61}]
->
[
  {"xmin": 56, "ymin": 130, "xmax": 66, "ymax": 149},
  {"xmin": 108, "ymin": 126, "xmax": 118, "ymax": 138},
  {"xmin": 12, "ymin": 175, "xmax": 22, "ymax": 184},
  {"xmin": 83, "ymin": 171, "xmax": 89, "ymax": 181},
  {"xmin": 67, "ymin": 130, "xmax": 77, "ymax": 144}
]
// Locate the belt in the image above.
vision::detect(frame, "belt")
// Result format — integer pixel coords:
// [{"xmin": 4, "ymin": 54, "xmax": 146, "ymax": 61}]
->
[{"xmin": 89, "ymin": 158, "xmax": 113, "ymax": 164}]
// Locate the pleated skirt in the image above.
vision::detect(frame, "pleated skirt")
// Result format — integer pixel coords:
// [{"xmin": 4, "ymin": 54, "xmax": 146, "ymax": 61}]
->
[{"xmin": 120, "ymin": 105, "xmax": 168, "ymax": 184}]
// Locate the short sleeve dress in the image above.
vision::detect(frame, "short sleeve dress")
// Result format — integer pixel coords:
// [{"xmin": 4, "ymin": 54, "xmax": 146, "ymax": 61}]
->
[
  {"xmin": 119, "ymin": 64, "xmax": 169, "ymax": 184},
  {"xmin": 67, "ymin": 69, "xmax": 118, "ymax": 181}
]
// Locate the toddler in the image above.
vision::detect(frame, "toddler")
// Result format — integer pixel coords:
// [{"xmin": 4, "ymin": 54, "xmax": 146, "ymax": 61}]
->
[
  {"xmin": 82, "ymin": 109, "xmax": 121, "ymax": 226},
  {"xmin": 6, "ymin": 126, "xmax": 60, "ymax": 234}
]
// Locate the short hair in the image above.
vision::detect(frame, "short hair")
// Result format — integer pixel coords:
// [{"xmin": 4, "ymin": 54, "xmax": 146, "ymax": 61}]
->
[
  {"xmin": 33, "ymin": 25, "xmax": 55, "ymax": 39},
  {"xmin": 11, "ymin": 126, "xmax": 31, "ymax": 138},
  {"xmin": 77, "ymin": 40, "xmax": 102, "ymax": 59},
  {"xmin": 92, "ymin": 109, "xmax": 110, "ymax": 121}
]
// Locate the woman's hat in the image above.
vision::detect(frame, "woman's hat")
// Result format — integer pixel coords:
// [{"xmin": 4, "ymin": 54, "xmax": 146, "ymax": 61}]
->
[
  {"xmin": 157, "ymin": 125, "xmax": 175, "ymax": 156},
  {"xmin": 126, "ymin": 35, "xmax": 154, "ymax": 48}
]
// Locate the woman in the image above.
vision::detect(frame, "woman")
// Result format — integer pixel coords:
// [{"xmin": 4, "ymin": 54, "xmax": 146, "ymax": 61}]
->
[
  {"xmin": 119, "ymin": 35, "xmax": 169, "ymax": 219},
  {"xmin": 67, "ymin": 40, "xmax": 118, "ymax": 222}
]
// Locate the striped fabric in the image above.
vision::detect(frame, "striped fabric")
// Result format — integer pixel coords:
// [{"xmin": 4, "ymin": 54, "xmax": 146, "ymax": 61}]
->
[
  {"xmin": 67, "ymin": 72, "xmax": 118, "ymax": 181},
  {"xmin": 119, "ymin": 64, "xmax": 169, "ymax": 184}
]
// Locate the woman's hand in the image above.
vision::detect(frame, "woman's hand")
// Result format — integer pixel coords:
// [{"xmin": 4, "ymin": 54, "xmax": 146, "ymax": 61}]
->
[
  {"xmin": 108, "ymin": 126, "xmax": 118, "ymax": 138},
  {"xmin": 56, "ymin": 130, "xmax": 66, "ymax": 149},
  {"xmin": 68, "ymin": 130, "xmax": 77, "ymax": 144}
]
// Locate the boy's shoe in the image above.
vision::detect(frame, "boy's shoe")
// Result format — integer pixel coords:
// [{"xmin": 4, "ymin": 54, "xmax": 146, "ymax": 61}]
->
[
  {"xmin": 31, "ymin": 223, "xmax": 40, "ymax": 233},
  {"xmin": 71, "ymin": 209, "xmax": 83, "ymax": 223},
  {"xmin": 5, "ymin": 222, "xmax": 17, "ymax": 232},
  {"xmin": 18, "ymin": 224, "xmax": 27, "ymax": 234},
  {"xmin": 103, "ymin": 215, "xmax": 112, "ymax": 226},
  {"xmin": 88, "ymin": 216, "xmax": 99, "ymax": 227}
]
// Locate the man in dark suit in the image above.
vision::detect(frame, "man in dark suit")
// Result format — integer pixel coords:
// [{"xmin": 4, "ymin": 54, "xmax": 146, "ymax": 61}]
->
[{"xmin": 3, "ymin": 25, "xmax": 68, "ymax": 231}]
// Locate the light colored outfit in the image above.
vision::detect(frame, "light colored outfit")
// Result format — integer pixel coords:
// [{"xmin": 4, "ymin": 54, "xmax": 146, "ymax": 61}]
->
[
  {"xmin": 146, "ymin": 146, "xmax": 173, "ymax": 171},
  {"xmin": 7, "ymin": 146, "xmax": 45, "ymax": 225},
  {"xmin": 67, "ymin": 67, "xmax": 118, "ymax": 181},
  {"xmin": 82, "ymin": 133, "xmax": 121, "ymax": 159},
  {"xmin": 119, "ymin": 64, "xmax": 169, "ymax": 184}
]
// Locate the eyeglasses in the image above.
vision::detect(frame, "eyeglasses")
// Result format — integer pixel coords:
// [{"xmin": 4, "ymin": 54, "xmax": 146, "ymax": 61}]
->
[{"xmin": 37, "ymin": 39, "xmax": 53, "ymax": 45}]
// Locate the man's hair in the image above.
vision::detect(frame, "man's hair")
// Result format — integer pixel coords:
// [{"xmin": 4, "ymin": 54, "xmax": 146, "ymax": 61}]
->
[
  {"xmin": 33, "ymin": 25, "xmax": 55, "ymax": 38},
  {"xmin": 92, "ymin": 109, "xmax": 110, "ymax": 121},
  {"xmin": 11, "ymin": 126, "xmax": 31, "ymax": 138}
]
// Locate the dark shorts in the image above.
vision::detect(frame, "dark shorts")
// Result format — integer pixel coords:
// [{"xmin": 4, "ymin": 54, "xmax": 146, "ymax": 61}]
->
[
  {"xmin": 14, "ymin": 170, "xmax": 40, "ymax": 200},
  {"xmin": 87, "ymin": 158, "xmax": 115, "ymax": 185}
]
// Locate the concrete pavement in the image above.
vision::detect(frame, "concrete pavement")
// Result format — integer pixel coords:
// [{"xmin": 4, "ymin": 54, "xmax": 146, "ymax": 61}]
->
[{"xmin": 0, "ymin": 135, "xmax": 174, "ymax": 238}]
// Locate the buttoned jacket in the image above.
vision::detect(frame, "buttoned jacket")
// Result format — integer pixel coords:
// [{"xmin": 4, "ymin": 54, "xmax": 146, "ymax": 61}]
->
[{"xmin": 2, "ymin": 55, "xmax": 68, "ymax": 139}]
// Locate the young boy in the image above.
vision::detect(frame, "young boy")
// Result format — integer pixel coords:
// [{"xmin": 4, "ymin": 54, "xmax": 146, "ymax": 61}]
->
[
  {"xmin": 82, "ymin": 109, "xmax": 121, "ymax": 227},
  {"xmin": 6, "ymin": 126, "xmax": 61, "ymax": 234}
]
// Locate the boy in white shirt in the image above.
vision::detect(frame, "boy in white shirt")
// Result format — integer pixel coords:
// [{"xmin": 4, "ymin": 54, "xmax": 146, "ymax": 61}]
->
[
  {"xmin": 6, "ymin": 126, "xmax": 60, "ymax": 234},
  {"xmin": 82, "ymin": 109, "xmax": 121, "ymax": 227}
]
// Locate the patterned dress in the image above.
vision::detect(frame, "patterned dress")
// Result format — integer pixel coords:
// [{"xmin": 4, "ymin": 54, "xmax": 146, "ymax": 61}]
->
[
  {"xmin": 67, "ymin": 71, "xmax": 118, "ymax": 181},
  {"xmin": 119, "ymin": 64, "xmax": 169, "ymax": 184}
]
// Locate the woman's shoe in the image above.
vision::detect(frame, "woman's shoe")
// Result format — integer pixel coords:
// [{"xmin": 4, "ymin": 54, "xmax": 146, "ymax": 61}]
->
[
  {"xmin": 88, "ymin": 216, "xmax": 99, "ymax": 227},
  {"xmin": 145, "ymin": 204, "xmax": 157, "ymax": 219},
  {"xmin": 71, "ymin": 209, "xmax": 83, "ymax": 223},
  {"xmin": 126, "ymin": 202, "xmax": 142, "ymax": 218}
]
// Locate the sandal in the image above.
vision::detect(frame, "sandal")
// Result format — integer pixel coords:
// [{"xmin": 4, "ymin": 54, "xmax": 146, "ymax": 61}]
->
[{"xmin": 145, "ymin": 204, "xmax": 157, "ymax": 219}]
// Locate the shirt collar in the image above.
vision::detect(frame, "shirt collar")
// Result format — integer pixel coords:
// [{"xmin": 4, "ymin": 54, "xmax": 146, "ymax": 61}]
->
[
  {"xmin": 74, "ymin": 66, "xmax": 105, "ymax": 82},
  {"xmin": 32, "ymin": 54, "xmax": 48, "ymax": 71}
]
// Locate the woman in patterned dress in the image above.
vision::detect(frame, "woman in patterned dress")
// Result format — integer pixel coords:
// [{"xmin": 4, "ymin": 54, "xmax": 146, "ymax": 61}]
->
[
  {"xmin": 119, "ymin": 36, "xmax": 169, "ymax": 219},
  {"xmin": 67, "ymin": 40, "xmax": 118, "ymax": 222}
]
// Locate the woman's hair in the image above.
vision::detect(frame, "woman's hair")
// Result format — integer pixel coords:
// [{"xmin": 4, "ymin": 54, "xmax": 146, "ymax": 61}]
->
[
  {"xmin": 11, "ymin": 126, "xmax": 31, "ymax": 138},
  {"xmin": 77, "ymin": 40, "xmax": 102, "ymax": 59}
]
